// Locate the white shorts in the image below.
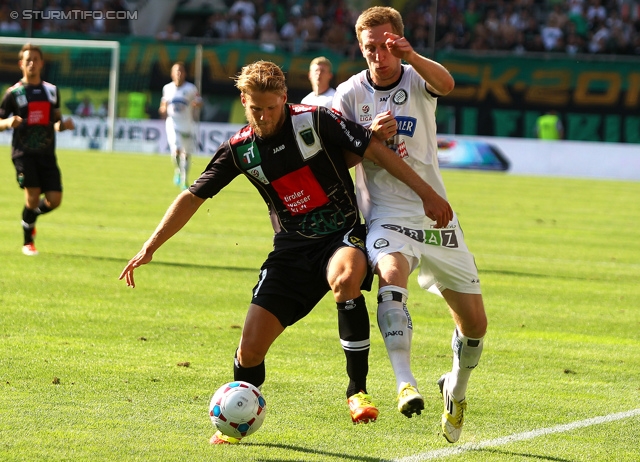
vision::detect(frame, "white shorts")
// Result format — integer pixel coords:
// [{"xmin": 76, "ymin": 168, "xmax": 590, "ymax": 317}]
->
[
  {"xmin": 166, "ymin": 120, "xmax": 196, "ymax": 154},
  {"xmin": 367, "ymin": 215, "xmax": 481, "ymax": 295}
]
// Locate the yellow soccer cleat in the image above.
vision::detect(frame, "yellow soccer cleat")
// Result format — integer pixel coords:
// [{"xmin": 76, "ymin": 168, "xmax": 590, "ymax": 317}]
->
[
  {"xmin": 209, "ymin": 430, "xmax": 242, "ymax": 445},
  {"xmin": 397, "ymin": 382, "xmax": 424, "ymax": 418},
  {"xmin": 348, "ymin": 391, "xmax": 379, "ymax": 424},
  {"xmin": 438, "ymin": 373, "xmax": 467, "ymax": 443}
]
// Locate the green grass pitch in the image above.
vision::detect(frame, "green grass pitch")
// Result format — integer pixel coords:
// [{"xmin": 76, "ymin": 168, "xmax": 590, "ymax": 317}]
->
[{"xmin": 1, "ymin": 149, "xmax": 639, "ymax": 461}]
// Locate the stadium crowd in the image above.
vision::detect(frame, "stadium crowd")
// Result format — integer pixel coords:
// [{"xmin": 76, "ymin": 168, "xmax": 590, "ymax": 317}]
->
[
  {"xmin": 1, "ymin": 0, "xmax": 639, "ymax": 56},
  {"xmin": 0, "ymin": 0, "xmax": 130, "ymax": 35},
  {"xmin": 191, "ymin": 0, "xmax": 640, "ymax": 56}
]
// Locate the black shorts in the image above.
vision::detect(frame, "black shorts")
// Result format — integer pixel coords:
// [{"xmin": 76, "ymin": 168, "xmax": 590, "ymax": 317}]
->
[
  {"xmin": 251, "ymin": 224, "xmax": 373, "ymax": 327},
  {"xmin": 12, "ymin": 153, "xmax": 62, "ymax": 191}
]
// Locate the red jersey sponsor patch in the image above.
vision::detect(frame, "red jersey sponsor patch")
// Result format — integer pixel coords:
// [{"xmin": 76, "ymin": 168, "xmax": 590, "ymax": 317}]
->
[
  {"xmin": 271, "ymin": 165, "xmax": 328, "ymax": 215},
  {"xmin": 397, "ymin": 140, "xmax": 408, "ymax": 158},
  {"xmin": 27, "ymin": 101, "xmax": 51, "ymax": 125}
]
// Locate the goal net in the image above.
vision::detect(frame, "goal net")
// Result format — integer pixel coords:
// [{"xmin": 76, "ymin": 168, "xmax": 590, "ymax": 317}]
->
[{"xmin": 0, "ymin": 37, "xmax": 119, "ymax": 151}]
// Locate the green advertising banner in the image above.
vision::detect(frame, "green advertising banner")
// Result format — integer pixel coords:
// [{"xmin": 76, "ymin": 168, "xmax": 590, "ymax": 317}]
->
[
  {"xmin": 1, "ymin": 39, "xmax": 637, "ymax": 142},
  {"xmin": 437, "ymin": 51, "xmax": 640, "ymax": 142}
]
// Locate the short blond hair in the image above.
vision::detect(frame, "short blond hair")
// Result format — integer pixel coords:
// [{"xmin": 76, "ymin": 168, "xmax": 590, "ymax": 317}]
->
[
  {"xmin": 355, "ymin": 6, "xmax": 404, "ymax": 43},
  {"xmin": 233, "ymin": 60, "xmax": 287, "ymax": 96},
  {"xmin": 309, "ymin": 56, "xmax": 332, "ymax": 72}
]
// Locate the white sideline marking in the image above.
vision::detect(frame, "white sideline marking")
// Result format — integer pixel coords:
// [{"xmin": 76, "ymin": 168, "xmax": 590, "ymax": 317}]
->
[{"xmin": 394, "ymin": 409, "xmax": 640, "ymax": 462}]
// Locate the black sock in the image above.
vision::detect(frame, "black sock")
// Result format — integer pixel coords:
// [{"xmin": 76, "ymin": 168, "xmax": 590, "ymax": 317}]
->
[
  {"xmin": 233, "ymin": 349, "xmax": 265, "ymax": 389},
  {"xmin": 22, "ymin": 207, "xmax": 38, "ymax": 245},
  {"xmin": 36, "ymin": 198, "xmax": 52, "ymax": 215},
  {"xmin": 337, "ymin": 294, "xmax": 370, "ymax": 398}
]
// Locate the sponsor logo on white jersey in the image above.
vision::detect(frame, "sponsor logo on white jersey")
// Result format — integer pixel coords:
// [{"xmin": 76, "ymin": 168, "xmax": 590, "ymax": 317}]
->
[
  {"xmin": 359, "ymin": 104, "xmax": 372, "ymax": 123},
  {"xmin": 396, "ymin": 116, "xmax": 417, "ymax": 136}
]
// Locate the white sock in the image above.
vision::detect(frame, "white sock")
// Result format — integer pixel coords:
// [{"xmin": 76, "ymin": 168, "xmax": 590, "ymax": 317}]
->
[
  {"xmin": 377, "ymin": 286, "xmax": 417, "ymax": 392},
  {"xmin": 179, "ymin": 154, "xmax": 190, "ymax": 185},
  {"xmin": 448, "ymin": 328, "xmax": 484, "ymax": 400}
]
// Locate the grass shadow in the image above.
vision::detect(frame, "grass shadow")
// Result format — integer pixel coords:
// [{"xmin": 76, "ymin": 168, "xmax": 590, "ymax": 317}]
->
[
  {"xmin": 242, "ymin": 442, "xmax": 395, "ymax": 462},
  {"xmin": 477, "ymin": 447, "xmax": 576, "ymax": 461},
  {"xmin": 54, "ymin": 252, "xmax": 257, "ymax": 274},
  {"xmin": 481, "ymin": 268, "xmax": 591, "ymax": 281}
]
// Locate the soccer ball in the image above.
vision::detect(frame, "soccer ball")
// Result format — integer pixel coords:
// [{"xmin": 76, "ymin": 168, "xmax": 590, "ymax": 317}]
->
[{"xmin": 209, "ymin": 381, "xmax": 266, "ymax": 439}]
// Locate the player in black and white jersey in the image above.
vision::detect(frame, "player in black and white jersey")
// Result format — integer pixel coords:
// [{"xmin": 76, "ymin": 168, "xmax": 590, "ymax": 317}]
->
[
  {"xmin": 0, "ymin": 43, "xmax": 75, "ymax": 256},
  {"xmin": 333, "ymin": 7, "xmax": 488, "ymax": 443},
  {"xmin": 120, "ymin": 60, "xmax": 450, "ymax": 444}
]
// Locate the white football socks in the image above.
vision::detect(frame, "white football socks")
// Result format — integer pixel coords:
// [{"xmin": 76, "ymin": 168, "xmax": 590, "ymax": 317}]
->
[
  {"xmin": 448, "ymin": 328, "xmax": 484, "ymax": 401},
  {"xmin": 179, "ymin": 154, "xmax": 190, "ymax": 186},
  {"xmin": 377, "ymin": 285, "xmax": 416, "ymax": 392}
]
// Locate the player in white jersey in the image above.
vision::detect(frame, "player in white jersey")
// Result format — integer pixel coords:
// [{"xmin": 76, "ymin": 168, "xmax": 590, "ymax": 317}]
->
[
  {"xmin": 159, "ymin": 62, "xmax": 202, "ymax": 190},
  {"xmin": 332, "ymin": 6, "xmax": 487, "ymax": 444},
  {"xmin": 300, "ymin": 56, "xmax": 336, "ymax": 109}
]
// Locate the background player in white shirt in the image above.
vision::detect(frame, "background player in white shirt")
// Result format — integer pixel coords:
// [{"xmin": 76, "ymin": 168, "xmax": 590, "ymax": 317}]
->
[
  {"xmin": 159, "ymin": 62, "xmax": 202, "ymax": 190},
  {"xmin": 300, "ymin": 56, "xmax": 336, "ymax": 109},
  {"xmin": 333, "ymin": 6, "xmax": 487, "ymax": 444}
]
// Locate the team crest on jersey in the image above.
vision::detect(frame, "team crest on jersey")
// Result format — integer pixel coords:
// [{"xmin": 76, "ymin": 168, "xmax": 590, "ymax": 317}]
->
[
  {"xmin": 236, "ymin": 141, "xmax": 261, "ymax": 169},
  {"xmin": 373, "ymin": 238, "xmax": 389, "ymax": 249},
  {"xmin": 299, "ymin": 128, "xmax": 315, "ymax": 146},
  {"xmin": 43, "ymin": 82, "xmax": 57, "ymax": 104},
  {"xmin": 359, "ymin": 104, "xmax": 372, "ymax": 123},
  {"xmin": 392, "ymin": 89, "xmax": 408, "ymax": 105},
  {"xmin": 247, "ymin": 165, "xmax": 269, "ymax": 184}
]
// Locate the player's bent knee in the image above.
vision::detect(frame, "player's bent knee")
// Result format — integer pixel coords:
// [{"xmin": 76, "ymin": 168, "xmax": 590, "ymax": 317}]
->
[
  {"xmin": 330, "ymin": 268, "xmax": 365, "ymax": 298},
  {"xmin": 459, "ymin": 314, "xmax": 487, "ymax": 338}
]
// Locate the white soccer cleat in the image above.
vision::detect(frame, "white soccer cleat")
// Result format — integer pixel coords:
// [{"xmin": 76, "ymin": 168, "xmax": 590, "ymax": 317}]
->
[
  {"xmin": 22, "ymin": 242, "xmax": 39, "ymax": 256},
  {"xmin": 437, "ymin": 373, "xmax": 467, "ymax": 443},
  {"xmin": 397, "ymin": 382, "xmax": 424, "ymax": 418}
]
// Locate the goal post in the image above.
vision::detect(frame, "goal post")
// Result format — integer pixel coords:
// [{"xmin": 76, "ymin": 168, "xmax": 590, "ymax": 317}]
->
[{"xmin": 1, "ymin": 37, "xmax": 119, "ymax": 151}]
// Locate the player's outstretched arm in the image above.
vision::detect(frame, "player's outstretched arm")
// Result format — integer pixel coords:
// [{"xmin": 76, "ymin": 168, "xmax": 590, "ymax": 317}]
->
[
  {"xmin": 119, "ymin": 190, "xmax": 205, "ymax": 287},
  {"xmin": 363, "ymin": 137, "xmax": 453, "ymax": 228}
]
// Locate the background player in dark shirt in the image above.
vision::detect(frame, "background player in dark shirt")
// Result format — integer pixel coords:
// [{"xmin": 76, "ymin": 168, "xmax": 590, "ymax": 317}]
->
[
  {"xmin": 119, "ymin": 60, "xmax": 451, "ymax": 444},
  {"xmin": 0, "ymin": 43, "xmax": 75, "ymax": 256}
]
